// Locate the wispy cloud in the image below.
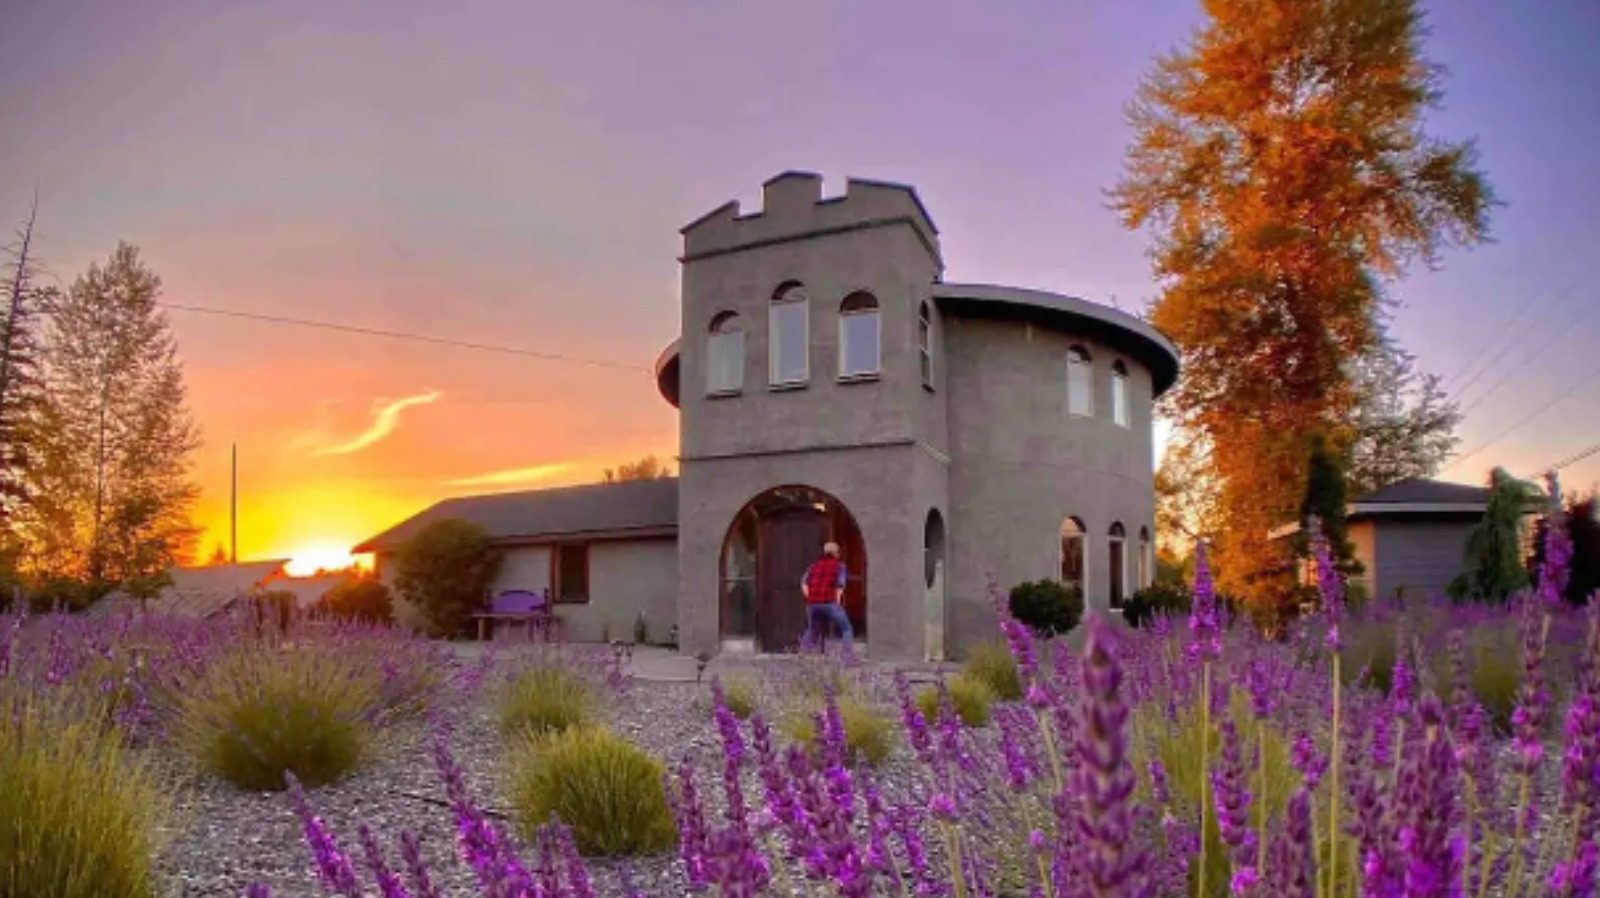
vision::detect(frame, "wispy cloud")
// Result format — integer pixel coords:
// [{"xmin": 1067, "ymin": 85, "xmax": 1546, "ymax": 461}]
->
[
  {"xmin": 314, "ymin": 391, "xmax": 443, "ymax": 456},
  {"xmin": 445, "ymin": 463, "xmax": 571, "ymax": 488}
]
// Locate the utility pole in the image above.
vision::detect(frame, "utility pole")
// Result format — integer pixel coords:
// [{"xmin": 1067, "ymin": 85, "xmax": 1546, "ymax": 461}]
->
[{"xmin": 230, "ymin": 444, "xmax": 238, "ymax": 565}]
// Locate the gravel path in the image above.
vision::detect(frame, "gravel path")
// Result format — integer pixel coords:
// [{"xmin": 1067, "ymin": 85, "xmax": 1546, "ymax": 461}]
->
[{"xmin": 146, "ymin": 653, "xmax": 945, "ymax": 898}]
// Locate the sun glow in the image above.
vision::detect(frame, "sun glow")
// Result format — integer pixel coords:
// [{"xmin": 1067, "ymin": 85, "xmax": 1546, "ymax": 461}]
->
[{"xmin": 283, "ymin": 544, "xmax": 366, "ymax": 577}]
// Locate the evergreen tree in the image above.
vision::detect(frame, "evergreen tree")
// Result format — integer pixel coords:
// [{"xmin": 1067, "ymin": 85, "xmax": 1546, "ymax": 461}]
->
[
  {"xmin": 1449, "ymin": 467, "xmax": 1541, "ymax": 604},
  {"xmin": 1294, "ymin": 432, "xmax": 1361, "ymax": 576},
  {"xmin": 0, "ymin": 197, "xmax": 50, "ymax": 545},
  {"xmin": 1112, "ymin": 0, "xmax": 1494, "ymax": 608},
  {"xmin": 20, "ymin": 243, "xmax": 201, "ymax": 589}
]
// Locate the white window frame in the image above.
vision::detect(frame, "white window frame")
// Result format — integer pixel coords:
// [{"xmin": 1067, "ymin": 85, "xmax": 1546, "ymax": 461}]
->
[
  {"xmin": 1067, "ymin": 347, "xmax": 1094, "ymax": 417},
  {"xmin": 769, "ymin": 288, "xmax": 810, "ymax": 388},
  {"xmin": 1111, "ymin": 361, "xmax": 1129, "ymax": 427},
  {"xmin": 706, "ymin": 313, "xmax": 745, "ymax": 396},
  {"xmin": 838, "ymin": 294, "xmax": 882, "ymax": 380}
]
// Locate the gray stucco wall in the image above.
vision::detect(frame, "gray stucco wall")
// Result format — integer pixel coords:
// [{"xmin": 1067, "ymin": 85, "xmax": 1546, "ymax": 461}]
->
[
  {"xmin": 942, "ymin": 315, "xmax": 1156, "ymax": 654},
  {"xmin": 1371, "ymin": 518, "xmax": 1476, "ymax": 601},
  {"xmin": 677, "ymin": 444, "xmax": 932, "ymax": 661}
]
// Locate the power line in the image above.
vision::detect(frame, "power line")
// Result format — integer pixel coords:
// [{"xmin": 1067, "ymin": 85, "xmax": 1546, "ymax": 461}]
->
[
  {"xmin": 1441, "ymin": 282, "xmax": 1568, "ymax": 391},
  {"xmin": 1458, "ymin": 286, "xmax": 1591, "ymax": 416},
  {"xmin": 160, "ymin": 302, "xmax": 653, "ymax": 373},
  {"xmin": 1531, "ymin": 440, "xmax": 1600, "ymax": 479},
  {"xmin": 1445, "ymin": 362, "xmax": 1600, "ymax": 473},
  {"xmin": 1452, "ymin": 282, "xmax": 1579, "ymax": 399}
]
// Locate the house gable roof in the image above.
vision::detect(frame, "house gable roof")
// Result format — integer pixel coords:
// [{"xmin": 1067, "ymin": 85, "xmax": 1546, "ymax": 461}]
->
[
  {"xmin": 86, "ymin": 559, "xmax": 290, "ymax": 619},
  {"xmin": 1352, "ymin": 477, "xmax": 1490, "ymax": 507},
  {"xmin": 353, "ymin": 478, "xmax": 680, "ymax": 554}
]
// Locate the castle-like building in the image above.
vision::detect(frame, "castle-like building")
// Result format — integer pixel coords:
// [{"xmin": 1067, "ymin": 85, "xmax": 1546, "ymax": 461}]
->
[{"xmin": 360, "ymin": 172, "xmax": 1179, "ymax": 661}]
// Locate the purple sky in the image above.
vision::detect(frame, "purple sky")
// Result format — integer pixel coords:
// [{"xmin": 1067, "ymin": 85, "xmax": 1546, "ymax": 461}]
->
[{"xmin": 2, "ymin": 0, "xmax": 1598, "ymax": 562}]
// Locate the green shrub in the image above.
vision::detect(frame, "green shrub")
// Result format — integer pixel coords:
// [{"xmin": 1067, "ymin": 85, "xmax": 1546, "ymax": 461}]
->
[
  {"xmin": 172, "ymin": 643, "xmax": 379, "ymax": 790},
  {"xmin": 783, "ymin": 693, "xmax": 897, "ymax": 767},
  {"xmin": 497, "ymin": 663, "xmax": 594, "ymax": 738},
  {"xmin": 507, "ymin": 726, "xmax": 676, "ymax": 856},
  {"xmin": 1008, "ymin": 579, "xmax": 1084, "ymax": 637},
  {"xmin": 394, "ymin": 518, "xmax": 500, "ymax": 637},
  {"xmin": 963, "ymin": 640, "xmax": 1024, "ymax": 701},
  {"xmin": 1123, "ymin": 580, "xmax": 1192, "ymax": 628},
  {"xmin": 320, "ymin": 576, "xmax": 394, "ymax": 625},
  {"xmin": 1, "ymin": 689, "xmax": 166, "ymax": 898},
  {"xmin": 916, "ymin": 674, "xmax": 995, "ymax": 727},
  {"xmin": 718, "ymin": 675, "xmax": 757, "ymax": 720}
]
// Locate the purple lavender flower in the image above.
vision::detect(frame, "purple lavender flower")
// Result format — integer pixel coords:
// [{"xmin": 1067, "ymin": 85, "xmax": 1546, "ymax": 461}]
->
[
  {"xmin": 711, "ymin": 677, "xmax": 746, "ymax": 765},
  {"xmin": 286, "ymin": 772, "xmax": 364, "ymax": 898},
  {"xmin": 398, "ymin": 831, "xmax": 443, "ymax": 898},
  {"xmin": 245, "ymin": 885, "xmax": 273, "ymax": 898},
  {"xmin": 1244, "ymin": 659, "xmax": 1276, "ymax": 720},
  {"xmin": 668, "ymin": 760, "xmax": 711, "ymax": 888},
  {"xmin": 1070, "ymin": 615, "xmax": 1148, "ymax": 897},
  {"xmin": 1396, "ymin": 697, "xmax": 1461, "ymax": 898},
  {"xmin": 1309, "ymin": 519, "xmax": 1345, "ymax": 651},
  {"xmin": 895, "ymin": 671, "xmax": 937, "ymax": 768},
  {"xmin": 1538, "ymin": 471, "xmax": 1574, "ymax": 607},
  {"xmin": 357, "ymin": 825, "xmax": 412, "ymax": 898},
  {"xmin": 1188, "ymin": 542, "xmax": 1220, "ymax": 664},
  {"xmin": 1210, "ymin": 717, "xmax": 1255, "ymax": 891},
  {"xmin": 1263, "ymin": 789, "xmax": 1315, "ymax": 898},
  {"xmin": 1289, "ymin": 732, "xmax": 1326, "ymax": 791}
]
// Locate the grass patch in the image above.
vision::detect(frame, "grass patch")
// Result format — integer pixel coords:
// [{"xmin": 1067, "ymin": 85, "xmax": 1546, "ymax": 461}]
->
[
  {"xmin": 717, "ymin": 674, "xmax": 758, "ymax": 720},
  {"xmin": 1, "ymin": 687, "xmax": 167, "ymax": 898},
  {"xmin": 916, "ymin": 674, "xmax": 995, "ymax": 727},
  {"xmin": 963, "ymin": 640, "xmax": 1023, "ymax": 701},
  {"xmin": 496, "ymin": 661, "xmax": 595, "ymax": 739},
  {"xmin": 783, "ymin": 692, "xmax": 897, "ymax": 767},
  {"xmin": 171, "ymin": 641, "xmax": 380, "ymax": 790},
  {"xmin": 507, "ymin": 726, "xmax": 677, "ymax": 856}
]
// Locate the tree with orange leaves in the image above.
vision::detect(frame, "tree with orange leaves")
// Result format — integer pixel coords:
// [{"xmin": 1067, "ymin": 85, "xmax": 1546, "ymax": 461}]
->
[{"xmin": 1112, "ymin": 0, "xmax": 1494, "ymax": 609}]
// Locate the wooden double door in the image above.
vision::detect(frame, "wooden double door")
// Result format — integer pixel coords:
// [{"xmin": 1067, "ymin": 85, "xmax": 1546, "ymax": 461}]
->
[{"xmin": 756, "ymin": 507, "xmax": 829, "ymax": 652}]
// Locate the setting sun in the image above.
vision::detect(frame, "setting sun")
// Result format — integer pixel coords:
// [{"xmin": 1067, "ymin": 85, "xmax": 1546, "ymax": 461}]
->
[{"xmin": 281, "ymin": 544, "xmax": 367, "ymax": 577}]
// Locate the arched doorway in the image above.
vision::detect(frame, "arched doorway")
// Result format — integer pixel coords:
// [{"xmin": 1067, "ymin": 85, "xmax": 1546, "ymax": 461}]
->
[{"xmin": 719, "ymin": 485, "xmax": 867, "ymax": 652}]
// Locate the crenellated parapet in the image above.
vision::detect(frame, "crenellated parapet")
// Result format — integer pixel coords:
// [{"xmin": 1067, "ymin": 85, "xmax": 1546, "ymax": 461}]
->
[{"xmin": 680, "ymin": 171, "xmax": 941, "ymax": 265}]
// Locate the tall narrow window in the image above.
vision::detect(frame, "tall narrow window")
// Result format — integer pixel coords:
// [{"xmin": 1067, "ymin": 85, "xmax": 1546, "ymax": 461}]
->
[
  {"xmin": 1111, "ymin": 360, "xmax": 1129, "ymax": 427},
  {"xmin": 769, "ymin": 281, "xmax": 809, "ymax": 386},
  {"xmin": 706, "ymin": 311, "xmax": 744, "ymax": 395},
  {"xmin": 1067, "ymin": 346, "xmax": 1093, "ymax": 417},
  {"xmin": 919, "ymin": 302, "xmax": 934, "ymax": 389},
  {"xmin": 1139, "ymin": 526, "xmax": 1152, "ymax": 589},
  {"xmin": 554, "ymin": 544, "xmax": 589, "ymax": 604},
  {"xmin": 838, "ymin": 292, "xmax": 882, "ymax": 378},
  {"xmin": 1108, "ymin": 523, "xmax": 1126, "ymax": 610},
  {"xmin": 1060, "ymin": 516, "xmax": 1086, "ymax": 595}
]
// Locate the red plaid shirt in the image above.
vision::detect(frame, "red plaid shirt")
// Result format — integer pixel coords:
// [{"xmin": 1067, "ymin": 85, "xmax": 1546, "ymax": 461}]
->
[{"xmin": 803, "ymin": 557, "xmax": 846, "ymax": 604}]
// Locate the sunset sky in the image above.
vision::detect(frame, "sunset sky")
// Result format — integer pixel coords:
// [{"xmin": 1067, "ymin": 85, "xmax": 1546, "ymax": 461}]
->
[{"xmin": 3, "ymin": 0, "xmax": 1598, "ymax": 575}]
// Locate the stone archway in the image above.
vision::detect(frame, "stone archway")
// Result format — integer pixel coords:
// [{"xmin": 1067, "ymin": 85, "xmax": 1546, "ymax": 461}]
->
[{"xmin": 719, "ymin": 485, "xmax": 867, "ymax": 653}]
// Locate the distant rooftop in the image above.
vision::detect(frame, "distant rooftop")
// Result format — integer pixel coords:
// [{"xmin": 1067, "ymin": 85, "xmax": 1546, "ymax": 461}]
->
[
  {"xmin": 353, "ymin": 478, "xmax": 679, "ymax": 554},
  {"xmin": 1352, "ymin": 477, "xmax": 1491, "ymax": 507}
]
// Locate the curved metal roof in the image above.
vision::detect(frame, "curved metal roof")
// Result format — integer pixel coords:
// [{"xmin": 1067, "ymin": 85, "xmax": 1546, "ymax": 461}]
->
[{"xmin": 931, "ymin": 283, "xmax": 1180, "ymax": 397}]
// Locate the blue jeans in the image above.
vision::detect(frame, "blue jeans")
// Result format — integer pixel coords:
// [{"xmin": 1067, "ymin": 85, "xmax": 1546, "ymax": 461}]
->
[{"xmin": 804, "ymin": 603, "xmax": 854, "ymax": 652}]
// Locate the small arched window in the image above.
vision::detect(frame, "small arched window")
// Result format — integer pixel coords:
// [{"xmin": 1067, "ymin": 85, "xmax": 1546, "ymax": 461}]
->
[
  {"xmin": 1060, "ymin": 516, "xmax": 1086, "ymax": 594},
  {"xmin": 1108, "ymin": 522, "xmax": 1127, "ymax": 610},
  {"xmin": 1138, "ymin": 526, "xmax": 1152, "ymax": 589},
  {"xmin": 1111, "ymin": 360, "xmax": 1130, "ymax": 427},
  {"xmin": 924, "ymin": 508, "xmax": 946, "ymax": 589},
  {"xmin": 706, "ymin": 311, "xmax": 745, "ymax": 395},
  {"xmin": 919, "ymin": 302, "xmax": 934, "ymax": 389},
  {"xmin": 770, "ymin": 281, "xmax": 810, "ymax": 386},
  {"xmin": 838, "ymin": 292, "xmax": 882, "ymax": 379},
  {"xmin": 1067, "ymin": 346, "xmax": 1093, "ymax": 417}
]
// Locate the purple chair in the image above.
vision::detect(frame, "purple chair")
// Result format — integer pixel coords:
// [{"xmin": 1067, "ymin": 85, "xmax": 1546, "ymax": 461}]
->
[{"xmin": 477, "ymin": 588, "xmax": 559, "ymax": 642}]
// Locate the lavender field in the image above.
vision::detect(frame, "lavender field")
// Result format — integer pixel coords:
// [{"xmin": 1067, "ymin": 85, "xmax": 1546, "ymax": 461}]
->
[{"xmin": 3, "ymin": 521, "xmax": 1597, "ymax": 898}]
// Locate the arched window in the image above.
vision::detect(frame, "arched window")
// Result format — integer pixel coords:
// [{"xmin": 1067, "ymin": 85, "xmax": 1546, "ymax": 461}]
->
[
  {"xmin": 924, "ymin": 509, "xmax": 946, "ymax": 589},
  {"xmin": 769, "ymin": 281, "xmax": 810, "ymax": 386},
  {"xmin": 1060, "ymin": 516, "xmax": 1086, "ymax": 594},
  {"xmin": 1067, "ymin": 346, "xmax": 1093, "ymax": 417},
  {"xmin": 919, "ymin": 302, "xmax": 934, "ymax": 388},
  {"xmin": 1111, "ymin": 360, "xmax": 1129, "ymax": 427},
  {"xmin": 838, "ymin": 292, "xmax": 882, "ymax": 379},
  {"xmin": 1139, "ymin": 526, "xmax": 1152, "ymax": 589},
  {"xmin": 706, "ymin": 311, "xmax": 744, "ymax": 395},
  {"xmin": 1108, "ymin": 522, "xmax": 1127, "ymax": 610}
]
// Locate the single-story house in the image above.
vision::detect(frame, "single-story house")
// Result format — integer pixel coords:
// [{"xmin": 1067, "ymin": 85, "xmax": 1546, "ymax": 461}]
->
[
  {"xmin": 353, "ymin": 172, "xmax": 1179, "ymax": 661},
  {"xmin": 353, "ymin": 478, "xmax": 679, "ymax": 644},
  {"xmin": 87, "ymin": 559, "xmax": 292, "ymax": 619},
  {"xmin": 1269, "ymin": 477, "xmax": 1491, "ymax": 601}
]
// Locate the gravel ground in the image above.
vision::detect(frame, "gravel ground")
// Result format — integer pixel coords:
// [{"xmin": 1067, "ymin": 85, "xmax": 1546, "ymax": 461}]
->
[{"xmin": 146, "ymin": 653, "xmax": 944, "ymax": 898}]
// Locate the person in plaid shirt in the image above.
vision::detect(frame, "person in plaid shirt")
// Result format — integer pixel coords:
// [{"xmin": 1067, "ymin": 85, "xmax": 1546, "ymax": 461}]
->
[{"xmin": 800, "ymin": 541, "xmax": 853, "ymax": 652}]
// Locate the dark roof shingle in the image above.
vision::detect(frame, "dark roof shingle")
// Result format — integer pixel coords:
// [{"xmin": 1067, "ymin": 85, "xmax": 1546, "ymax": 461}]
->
[
  {"xmin": 1353, "ymin": 478, "xmax": 1490, "ymax": 506},
  {"xmin": 353, "ymin": 478, "xmax": 679, "ymax": 554}
]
